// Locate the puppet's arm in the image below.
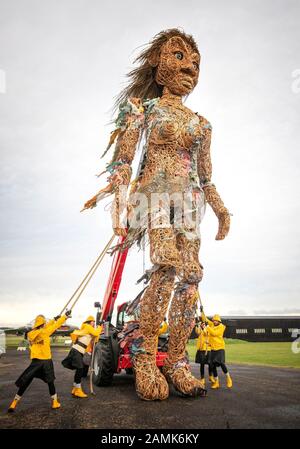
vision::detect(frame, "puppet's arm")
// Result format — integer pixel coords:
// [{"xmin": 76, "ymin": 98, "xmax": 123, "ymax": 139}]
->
[
  {"xmin": 83, "ymin": 98, "xmax": 144, "ymax": 235},
  {"xmin": 109, "ymin": 123, "xmax": 141, "ymax": 236},
  {"xmin": 197, "ymin": 118, "xmax": 230, "ymax": 240}
]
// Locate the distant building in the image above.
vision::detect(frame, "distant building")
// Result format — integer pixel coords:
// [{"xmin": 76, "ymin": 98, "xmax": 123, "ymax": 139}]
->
[{"xmin": 192, "ymin": 316, "xmax": 300, "ymax": 342}]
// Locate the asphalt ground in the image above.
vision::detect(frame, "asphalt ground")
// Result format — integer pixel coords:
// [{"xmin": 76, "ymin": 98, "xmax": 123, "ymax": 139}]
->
[{"xmin": 0, "ymin": 349, "xmax": 299, "ymax": 429}]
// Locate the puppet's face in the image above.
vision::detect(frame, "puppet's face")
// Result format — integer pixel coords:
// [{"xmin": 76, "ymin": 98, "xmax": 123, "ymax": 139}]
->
[{"xmin": 153, "ymin": 36, "xmax": 200, "ymax": 96}]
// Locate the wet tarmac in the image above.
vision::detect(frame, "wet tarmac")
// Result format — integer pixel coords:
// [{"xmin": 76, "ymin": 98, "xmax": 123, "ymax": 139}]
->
[{"xmin": 0, "ymin": 349, "xmax": 299, "ymax": 429}]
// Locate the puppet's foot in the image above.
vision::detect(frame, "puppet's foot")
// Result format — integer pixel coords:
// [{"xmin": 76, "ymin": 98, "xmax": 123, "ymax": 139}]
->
[
  {"xmin": 134, "ymin": 354, "xmax": 169, "ymax": 401},
  {"xmin": 163, "ymin": 359, "xmax": 207, "ymax": 397}
]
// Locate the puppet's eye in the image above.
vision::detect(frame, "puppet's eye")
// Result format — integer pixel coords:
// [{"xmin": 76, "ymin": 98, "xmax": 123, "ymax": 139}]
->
[{"xmin": 175, "ymin": 51, "xmax": 183, "ymax": 60}]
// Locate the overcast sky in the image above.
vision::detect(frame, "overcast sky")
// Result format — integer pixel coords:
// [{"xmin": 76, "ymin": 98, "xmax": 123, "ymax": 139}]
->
[{"xmin": 0, "ymin": 0, "xmax": 299, "ymax": 326}]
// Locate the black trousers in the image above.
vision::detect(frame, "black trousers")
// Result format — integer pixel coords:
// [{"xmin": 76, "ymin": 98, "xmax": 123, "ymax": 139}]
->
[
  {"xmin": 17, "ymin": 378, "xmax": 56, "ymax": 397},
  {"xmin": 74, "ymin": 368, "xmax": 84, "ymax": 384},
  {"xmin": 200, "ymin": 363, "xmax": 213, "ymax": 378},
  {"xmin": 212, "ymin": 363, "xmax": 228, "ymax": 377},
  {"xmin": 210, "ymin": 349, "xmax": 228, "ymax": 377}
]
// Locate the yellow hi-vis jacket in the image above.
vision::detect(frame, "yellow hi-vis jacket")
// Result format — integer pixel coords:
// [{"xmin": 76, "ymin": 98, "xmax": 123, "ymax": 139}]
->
[
  {"xmin": 201, "ymin": 312, "xmax": 226, "ymax": 351},
  {"xmin": 158, "ymin": 321, "xmax": 168, "ymax": 336},
  {"xmin": 156, "ymin": 321, "xmax": 168, "ymax": 347},
  {"xmin": 195, "ymin": 325, "xmax": 211, "ymax": 352},
  {"xmin": 27, "ymin": 315, "xmax": 67, "ymax": 360},
  {"xmin": 72, "ymin": 323, "xmax": 103, "ymax": 354}
]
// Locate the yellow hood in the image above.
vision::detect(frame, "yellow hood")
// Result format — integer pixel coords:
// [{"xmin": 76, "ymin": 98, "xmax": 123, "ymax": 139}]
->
[
  {"xmin": 33, "ymin": 315, "xmax": 46, "ymax": 328},
  {"xmin": 212, "ymin": 314, "xmax": 222, "ymax": 323}
]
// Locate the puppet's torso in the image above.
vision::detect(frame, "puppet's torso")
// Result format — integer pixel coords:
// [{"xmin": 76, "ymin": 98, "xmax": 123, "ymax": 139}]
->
[{"xmin": 137, "ymin": 97, "xmax": 205, "ymax": 196}]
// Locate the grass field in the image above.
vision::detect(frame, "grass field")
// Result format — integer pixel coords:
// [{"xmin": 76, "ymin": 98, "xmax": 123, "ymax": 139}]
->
[
  {"xmin": 3, "ymin": 336, "xmax": 300, "ymax": 369},
  {"xmin": 187, "ymin": 339, "xmax": 300, "ymax": 369},
  {"xmin": 3, "ymin": 335, "xmax": 71, "ymax": 348}
]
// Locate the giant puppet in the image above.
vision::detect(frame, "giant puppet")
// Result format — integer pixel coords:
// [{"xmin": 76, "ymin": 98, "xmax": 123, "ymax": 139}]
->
[{"xmin": 83, "ymin": 29, "xmax": 230, "ymax": 400}]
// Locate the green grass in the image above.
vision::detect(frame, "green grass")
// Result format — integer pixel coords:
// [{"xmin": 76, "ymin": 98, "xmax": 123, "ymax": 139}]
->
[
  {"xmin": 4, "ymin": 336, "xmax": 24, "ymax": 348},
  {"xmin": 187, "ymin": 339, "xmax": 300, "ymax": 369},
  {"xmin": 4, "ymin": 336, "xmax": 300, "ymax": 369},
  {"xmin": 4, "ymin": 335, "xmax": 71, "ymax": 348}
]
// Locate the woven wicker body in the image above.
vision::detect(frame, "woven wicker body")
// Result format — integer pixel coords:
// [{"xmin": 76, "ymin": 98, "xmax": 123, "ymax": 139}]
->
[{"xmin": 84, "ymin": 29, "xmax": 230, "ymax": 400}]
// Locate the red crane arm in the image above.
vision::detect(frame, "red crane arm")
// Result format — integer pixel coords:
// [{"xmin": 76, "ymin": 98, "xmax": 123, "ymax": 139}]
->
[{"xmin": 101, "ymin": 235, "xmax": 129, "ymax": 321}]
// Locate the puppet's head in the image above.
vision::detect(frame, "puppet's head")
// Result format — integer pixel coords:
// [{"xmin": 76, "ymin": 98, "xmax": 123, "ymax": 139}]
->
[{"xmin": 116, "ymin": 28, "xmax": 200, "ymax": 108}]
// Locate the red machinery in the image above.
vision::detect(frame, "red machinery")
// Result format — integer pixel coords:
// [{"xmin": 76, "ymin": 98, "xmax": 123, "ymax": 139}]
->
[{"xmin": 92, "ymin": 236, "xmax": 168, "ymax": 386}]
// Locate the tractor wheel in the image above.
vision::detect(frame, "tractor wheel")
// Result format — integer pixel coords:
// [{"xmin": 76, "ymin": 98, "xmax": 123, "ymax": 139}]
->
[
  {"xmin": 92, "ymin": 341, "xmax": 114, "ymax": 386},
  {"xmin": 125, "ymin": 368, "xmax": 134, "ymax": 375}
]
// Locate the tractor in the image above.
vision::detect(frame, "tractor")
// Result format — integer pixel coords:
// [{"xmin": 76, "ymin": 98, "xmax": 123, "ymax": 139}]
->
[{"xmin": 92, "ymin": 236, "xmax": 169, "ymax": 387}]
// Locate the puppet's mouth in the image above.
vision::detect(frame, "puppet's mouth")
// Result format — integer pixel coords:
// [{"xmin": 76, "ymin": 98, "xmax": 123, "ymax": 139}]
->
[{"xmin": 180, "ymin": 76, "xmax": 194, "ymax": 89}]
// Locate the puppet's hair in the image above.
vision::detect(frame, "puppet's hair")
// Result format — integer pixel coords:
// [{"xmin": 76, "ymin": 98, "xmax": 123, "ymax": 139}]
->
[{"xmin": 114, "ymin": 28, "xmax": 199, "ymax": 111}]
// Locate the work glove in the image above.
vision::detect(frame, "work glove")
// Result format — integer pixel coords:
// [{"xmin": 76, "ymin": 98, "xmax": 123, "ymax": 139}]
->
[
  {"xmin": 65, "ymin": 310, "xmax": 72, "ymax": 317},
  {"xmin": 200, "ymin": 305, "xmax": 204, "ymax": 312},
  {"xmin": 54, "ymin": 315, "xmax": 61, "ymax": 321}
]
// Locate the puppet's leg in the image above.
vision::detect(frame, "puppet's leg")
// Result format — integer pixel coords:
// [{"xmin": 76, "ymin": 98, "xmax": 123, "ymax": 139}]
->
[
  {"xmin": 133, "ymin": 265, "xmax": 175, "ymax": 400},
  {"xmin": 132, "ymin": 228, "xmax": 177, "ymax": 401},
  {"xmin": 162, "ymin": 234, "xmax": 206, "ymax": 397},
  {"xmin": 148, "ymin": 228, "xmax": 182, "ymax": 269}
]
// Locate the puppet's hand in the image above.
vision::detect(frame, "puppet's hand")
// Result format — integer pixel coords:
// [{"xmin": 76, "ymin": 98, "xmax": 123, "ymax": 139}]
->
[
  {"xmin": 82, "ymin": 183, "xmax": 113, "ymax": 212},
  {"xmin": 202, "ymin": 184, "xmax": 230, "ymax": 240},
  {"xmin": 83, "ymin": 194, "xmax": 98, "ymax": 211},
  {"xmin": 82, "ymin": 163, "xmax": 131, "ymax": 213},
  {"xmin": 113, "ymin": 226, "xmax": 127, "ymax": 237},
  {"xmin": 215, "ymin": 207, "xmax": 230, "ymax": 240}
]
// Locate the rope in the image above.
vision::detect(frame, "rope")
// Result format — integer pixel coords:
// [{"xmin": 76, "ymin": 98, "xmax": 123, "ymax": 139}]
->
[
  {"xmin": 59, "ymin": 235, "xmax": 115, "ymax": 315},
  {"xmin": 142, "ymin": 235, "xmax": 146, "ymax": 278},
  {"xmin": 197, "ymin": 290, "xmax": 209, "ymax": 356}
]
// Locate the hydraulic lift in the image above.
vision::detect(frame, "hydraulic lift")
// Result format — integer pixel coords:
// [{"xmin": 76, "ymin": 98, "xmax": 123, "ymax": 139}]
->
[{"xmin": 92, "ymin": 236, "xmax": 168, "ymax": 386}]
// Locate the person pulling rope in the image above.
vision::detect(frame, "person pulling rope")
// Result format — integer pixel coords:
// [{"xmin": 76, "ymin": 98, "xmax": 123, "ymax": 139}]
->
[
  {"xmin": 7, "ymin": 235, "xmax": 115, "ymax": 412},
  {"xmin": 8, "ymin": 312, "xmax": 71, "ymax": 412}
]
